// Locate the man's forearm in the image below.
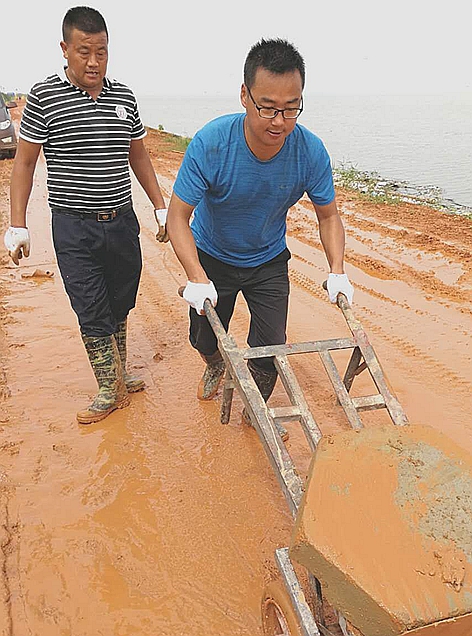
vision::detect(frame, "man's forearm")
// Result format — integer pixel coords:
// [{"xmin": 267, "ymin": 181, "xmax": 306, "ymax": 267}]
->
[
  {"xmin": 129, "ymin": 144, "xmax": 165, "ymax": 210},
  {"xmin": 167, "ymin": 218, "xmax": 209, "ymax": 283},
  {"xmin": 132, "ymin": 162, "xmax": 166, "ymax": 209},
  {"xmin": 319, "ymin": 214, "xmax": 346, "ymax": 273},
  {"xmin": 10, "ymin": 162, "xmax": 35, "ymax": 227}
]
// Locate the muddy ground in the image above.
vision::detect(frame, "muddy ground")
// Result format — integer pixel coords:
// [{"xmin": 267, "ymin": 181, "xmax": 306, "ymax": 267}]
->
[{"xmin": 0, "ymin": 104, "xmax": 471, "ymax": 635}]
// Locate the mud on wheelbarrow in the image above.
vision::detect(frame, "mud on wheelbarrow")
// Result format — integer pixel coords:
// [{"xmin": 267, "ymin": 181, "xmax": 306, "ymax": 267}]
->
[{"xmin": 195, "ymin": 287, "xmax": 472, "ymax": 636}]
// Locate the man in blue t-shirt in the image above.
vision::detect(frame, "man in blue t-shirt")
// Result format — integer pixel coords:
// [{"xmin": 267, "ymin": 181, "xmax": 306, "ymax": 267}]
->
[{"xmin": 167, "ymin": 38, "xmax": 353, "ymax": 439}]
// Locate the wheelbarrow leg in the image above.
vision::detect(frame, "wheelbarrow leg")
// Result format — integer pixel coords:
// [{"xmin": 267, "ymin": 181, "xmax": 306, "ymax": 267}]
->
[
  {"xmin": 220, "ymin": 369, "xmax": 235, "ymax": 424},
  {"xmin": 343, "ymin": 346, "xmax": 366, "ymax": 393}
]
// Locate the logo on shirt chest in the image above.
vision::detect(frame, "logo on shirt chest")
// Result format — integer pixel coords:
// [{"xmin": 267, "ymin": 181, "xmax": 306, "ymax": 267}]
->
[{"xmin": 115, "ymin": 105, "xmax": 128, "ymax": 120}]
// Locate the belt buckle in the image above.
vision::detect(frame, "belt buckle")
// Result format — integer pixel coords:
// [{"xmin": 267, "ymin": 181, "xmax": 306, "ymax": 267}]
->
[{"xmin": 97, "ymin": 210, "xmax": 116, "ymax": 222}]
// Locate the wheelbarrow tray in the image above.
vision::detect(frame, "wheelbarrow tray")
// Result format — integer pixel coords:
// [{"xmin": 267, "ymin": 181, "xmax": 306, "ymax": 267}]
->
[{"xmin": 289, "ymin": 423, "xmax": 472, "ymax": 636}]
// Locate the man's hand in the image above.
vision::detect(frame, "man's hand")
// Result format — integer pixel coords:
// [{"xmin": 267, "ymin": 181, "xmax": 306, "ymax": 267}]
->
[
  {"xmin": 182, "ymin": 281, "xmax": 218, "ymax": 315},
  {"xmin": 4, "ymin": 227, "xmax": 30, "ymax": 265},
  {"xmin": 327, "ymin": 273, "xmax": 354, "ymax": 305},
  {"xmin": 154, "ymin": 208, "xmax": 169, "ymax": 243}
]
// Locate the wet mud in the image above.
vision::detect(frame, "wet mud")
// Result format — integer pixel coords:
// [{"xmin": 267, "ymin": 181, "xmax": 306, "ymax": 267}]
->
[{"xmin": 0, "ymin": 114, "xmax": 471, "ymax": 635}]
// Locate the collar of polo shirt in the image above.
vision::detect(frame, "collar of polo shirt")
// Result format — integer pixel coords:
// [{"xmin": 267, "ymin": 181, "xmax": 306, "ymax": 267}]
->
[{"xmin": 59, "ymin": 66, "xmax": 112, "ymax": 94}]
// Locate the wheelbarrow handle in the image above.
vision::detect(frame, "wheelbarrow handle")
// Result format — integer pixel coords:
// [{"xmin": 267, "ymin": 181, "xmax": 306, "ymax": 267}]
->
[
  {"xmin": 322, "ymin": 279, "xmax": 349, "ymax": 310},
  {"xmin": 177, "ymin": 285, "xmax": 224, "ymax": 335}
]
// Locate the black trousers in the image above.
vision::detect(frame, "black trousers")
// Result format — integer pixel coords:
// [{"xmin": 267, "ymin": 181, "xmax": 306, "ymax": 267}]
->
[
  {"xmin": 52, "ymin": 206, "xmax": 142, "ymax": 337},
  {"xmin": 190, "ymin": 248, "xmax": 291, "ymax": 373}
]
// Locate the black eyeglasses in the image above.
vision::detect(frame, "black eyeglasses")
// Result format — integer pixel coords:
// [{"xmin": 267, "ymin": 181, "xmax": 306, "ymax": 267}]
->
[{"xmin": 246, "ymin": 85, "xmax": 303, "ymax": 120}]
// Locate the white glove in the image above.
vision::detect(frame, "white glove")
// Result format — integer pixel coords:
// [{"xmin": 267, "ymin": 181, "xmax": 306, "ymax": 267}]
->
[
  {"xmin": 327, "ymin": 273, "xmax": 354, "ymax": 305},
  {"xmin": 154, "ymin": 208, "xmax": 169, "ymax": 242},
  {"xmin": 183, "ymin": 280, "xmax": 218, "ymax": 315},
  {"xmin": 4, "ymin": 226, "xmax": 30, "ymax": 265}
]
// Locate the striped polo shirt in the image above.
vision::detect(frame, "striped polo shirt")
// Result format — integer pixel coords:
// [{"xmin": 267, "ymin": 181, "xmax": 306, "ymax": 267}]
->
[{"xmin": 20, "ymin": 68, "xmax": 146, "ymax": 211}]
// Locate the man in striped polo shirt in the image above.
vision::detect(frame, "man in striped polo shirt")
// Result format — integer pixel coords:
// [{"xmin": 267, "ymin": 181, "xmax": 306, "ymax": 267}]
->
[{"xmin": 4, "ymin": 6, "xmax": 168, "ymax": 424}]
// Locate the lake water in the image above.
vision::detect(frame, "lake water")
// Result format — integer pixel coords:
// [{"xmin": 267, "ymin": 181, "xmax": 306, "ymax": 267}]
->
[{"xmin": 138, "ymin": 93, "xmax": 472, "ymax": 210}]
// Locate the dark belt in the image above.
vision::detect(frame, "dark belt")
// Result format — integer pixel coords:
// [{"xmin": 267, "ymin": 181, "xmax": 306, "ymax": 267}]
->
[{"xmin": 52, "ymin": 201, "xmax": 132, "ymax": 222}]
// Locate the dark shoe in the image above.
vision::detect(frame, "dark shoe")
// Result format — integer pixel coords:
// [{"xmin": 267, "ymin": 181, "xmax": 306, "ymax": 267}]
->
[
  {"xmin": 197, "ymin": 360, "xmax": 226, "ymax": 400},
  {"xmin": 77, "ymin": 334, "xmax": 130, "ymax": 424},
  {"xmin": 241, "ymin": 407, "xmax": 289, "ymax": 442},
  {"xmin": 247, "ymin": 360, "xmax": 277, "ymax": 402},
  {"xmin": 115, "ymin": 319, "xmax": 145, "ymax": 393}
]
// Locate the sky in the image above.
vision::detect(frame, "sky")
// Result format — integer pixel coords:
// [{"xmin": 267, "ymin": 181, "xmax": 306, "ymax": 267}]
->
[{"xmin": 2, "ymin": 0, "xmax": 471, "ymax": 98}]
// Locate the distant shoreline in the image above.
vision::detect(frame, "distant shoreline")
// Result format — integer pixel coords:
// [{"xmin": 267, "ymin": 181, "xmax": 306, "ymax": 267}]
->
[
  {"xmin": 148, "ymin": 126, "xmax": 472, "ymax": 219},
  {"xmin": 139, "ymin": 93, "xmax": 472, "ymax": 211}
]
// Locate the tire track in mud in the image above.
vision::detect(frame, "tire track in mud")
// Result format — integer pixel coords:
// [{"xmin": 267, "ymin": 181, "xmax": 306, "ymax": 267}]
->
[
  {"xmin": 0, "ymin": 492, "xmax": 13, "ymax": 636},
  {"xmin": 293, "ymin": 251, "xmax": 472, "ymax": 337},
  {"xmin": 288, "ymin": 264, "xmax": 472, "ymax": 397},
  {"xmin": 0, "ymin": 368, "xmax": 10, "ymax": 405},
  {"xmin": 293, "ymin": 251, "xmax": 412, "ymax": 312},
  {"xmin": 346, "ymin": 249, "xmax": 472, "ymax": 310},
  {"xmin": 0, "ymin": 162, "xmax": 15, "ymax": 636},
  {"xmin": 288, "ymin": 205, "xmax": 472, "ymax": 308},
  {"xmin": 0, "ymin": 268, "xmax": 12, "ymax": 406},
  {"xmin": 344, "ymin": 212, "xmax": 472, "ymax": 264}
]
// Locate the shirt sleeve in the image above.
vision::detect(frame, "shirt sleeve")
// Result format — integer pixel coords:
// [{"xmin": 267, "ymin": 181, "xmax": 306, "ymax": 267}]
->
[
  {"xmin": 19, "ymin": 88, "xmax": 48, "ymax": 144},
  {"xmin": 306, "ymin": 139, "xmax": 335, "ymax": 206},
  {"xmin": 130, "ymin": 94, "xmax": 146, "ymax": 140},
  {"xmin": 173, "ymin": 133, "xmax": 209, "ymax": 206}
]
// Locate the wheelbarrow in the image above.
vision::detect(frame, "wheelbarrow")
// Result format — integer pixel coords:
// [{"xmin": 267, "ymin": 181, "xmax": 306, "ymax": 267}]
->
[{"xmin": 182, "ymin": 285, "xmax": 472, "ymax": 636}]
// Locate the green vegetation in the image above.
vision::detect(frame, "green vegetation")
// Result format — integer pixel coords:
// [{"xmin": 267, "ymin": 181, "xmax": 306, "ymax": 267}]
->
[
  {"xmin": 333, "ymin": 164, "xmax": 402, "ymax": 205},
  {"xmin": 146, "ymin": 126, "xmax": 192, "ymax": 153},
  {"xmin": 171, "ymin": 134, "xmax": 192, "ymax": 152},
  {"xmin": 333, "ymin": 162, "xmax": 472, "ymax": 217}
]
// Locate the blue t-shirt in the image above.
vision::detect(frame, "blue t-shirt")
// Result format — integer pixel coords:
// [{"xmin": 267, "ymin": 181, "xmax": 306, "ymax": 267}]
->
[{"xmin": 173, "ymin": 113, "xmax": 335, "ymax": 267}]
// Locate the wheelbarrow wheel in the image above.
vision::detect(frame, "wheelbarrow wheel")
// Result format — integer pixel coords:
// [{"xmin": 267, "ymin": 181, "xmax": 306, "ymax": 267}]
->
[{"xmin": 261, "ymin": 579, "xmax": 303, "ymax": 636}]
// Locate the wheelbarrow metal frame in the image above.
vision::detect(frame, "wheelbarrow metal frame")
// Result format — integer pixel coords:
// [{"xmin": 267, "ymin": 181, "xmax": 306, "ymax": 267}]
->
[{"xmin": 201, "ymin": 290, "xmax": 409, "ymax": 635}]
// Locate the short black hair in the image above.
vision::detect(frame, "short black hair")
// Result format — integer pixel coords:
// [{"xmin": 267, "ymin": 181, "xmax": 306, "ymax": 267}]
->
[
  {"xmin": 62, "ymin": 6, "xmax": 108, "ymax": 42},
  {"xmin": 244, "ymin": 38, "xmax": 305, "ymax": 89}
]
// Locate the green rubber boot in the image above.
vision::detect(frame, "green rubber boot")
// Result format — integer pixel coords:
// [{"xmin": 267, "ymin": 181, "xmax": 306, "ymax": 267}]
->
[
  {"xmin": 242, "ymin": 360, "xmax": 289, "ymax": 442},
  {"xmin": 197, "ymin": 350, "xmax": 226, "ymax": 400},
  {"xmin": 77, "ymin": 334, "xmax": 130, "ymax": 424},
  {"xmin": 115, "ymin": 319, "xmax": 145, "ymax": 393}
]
